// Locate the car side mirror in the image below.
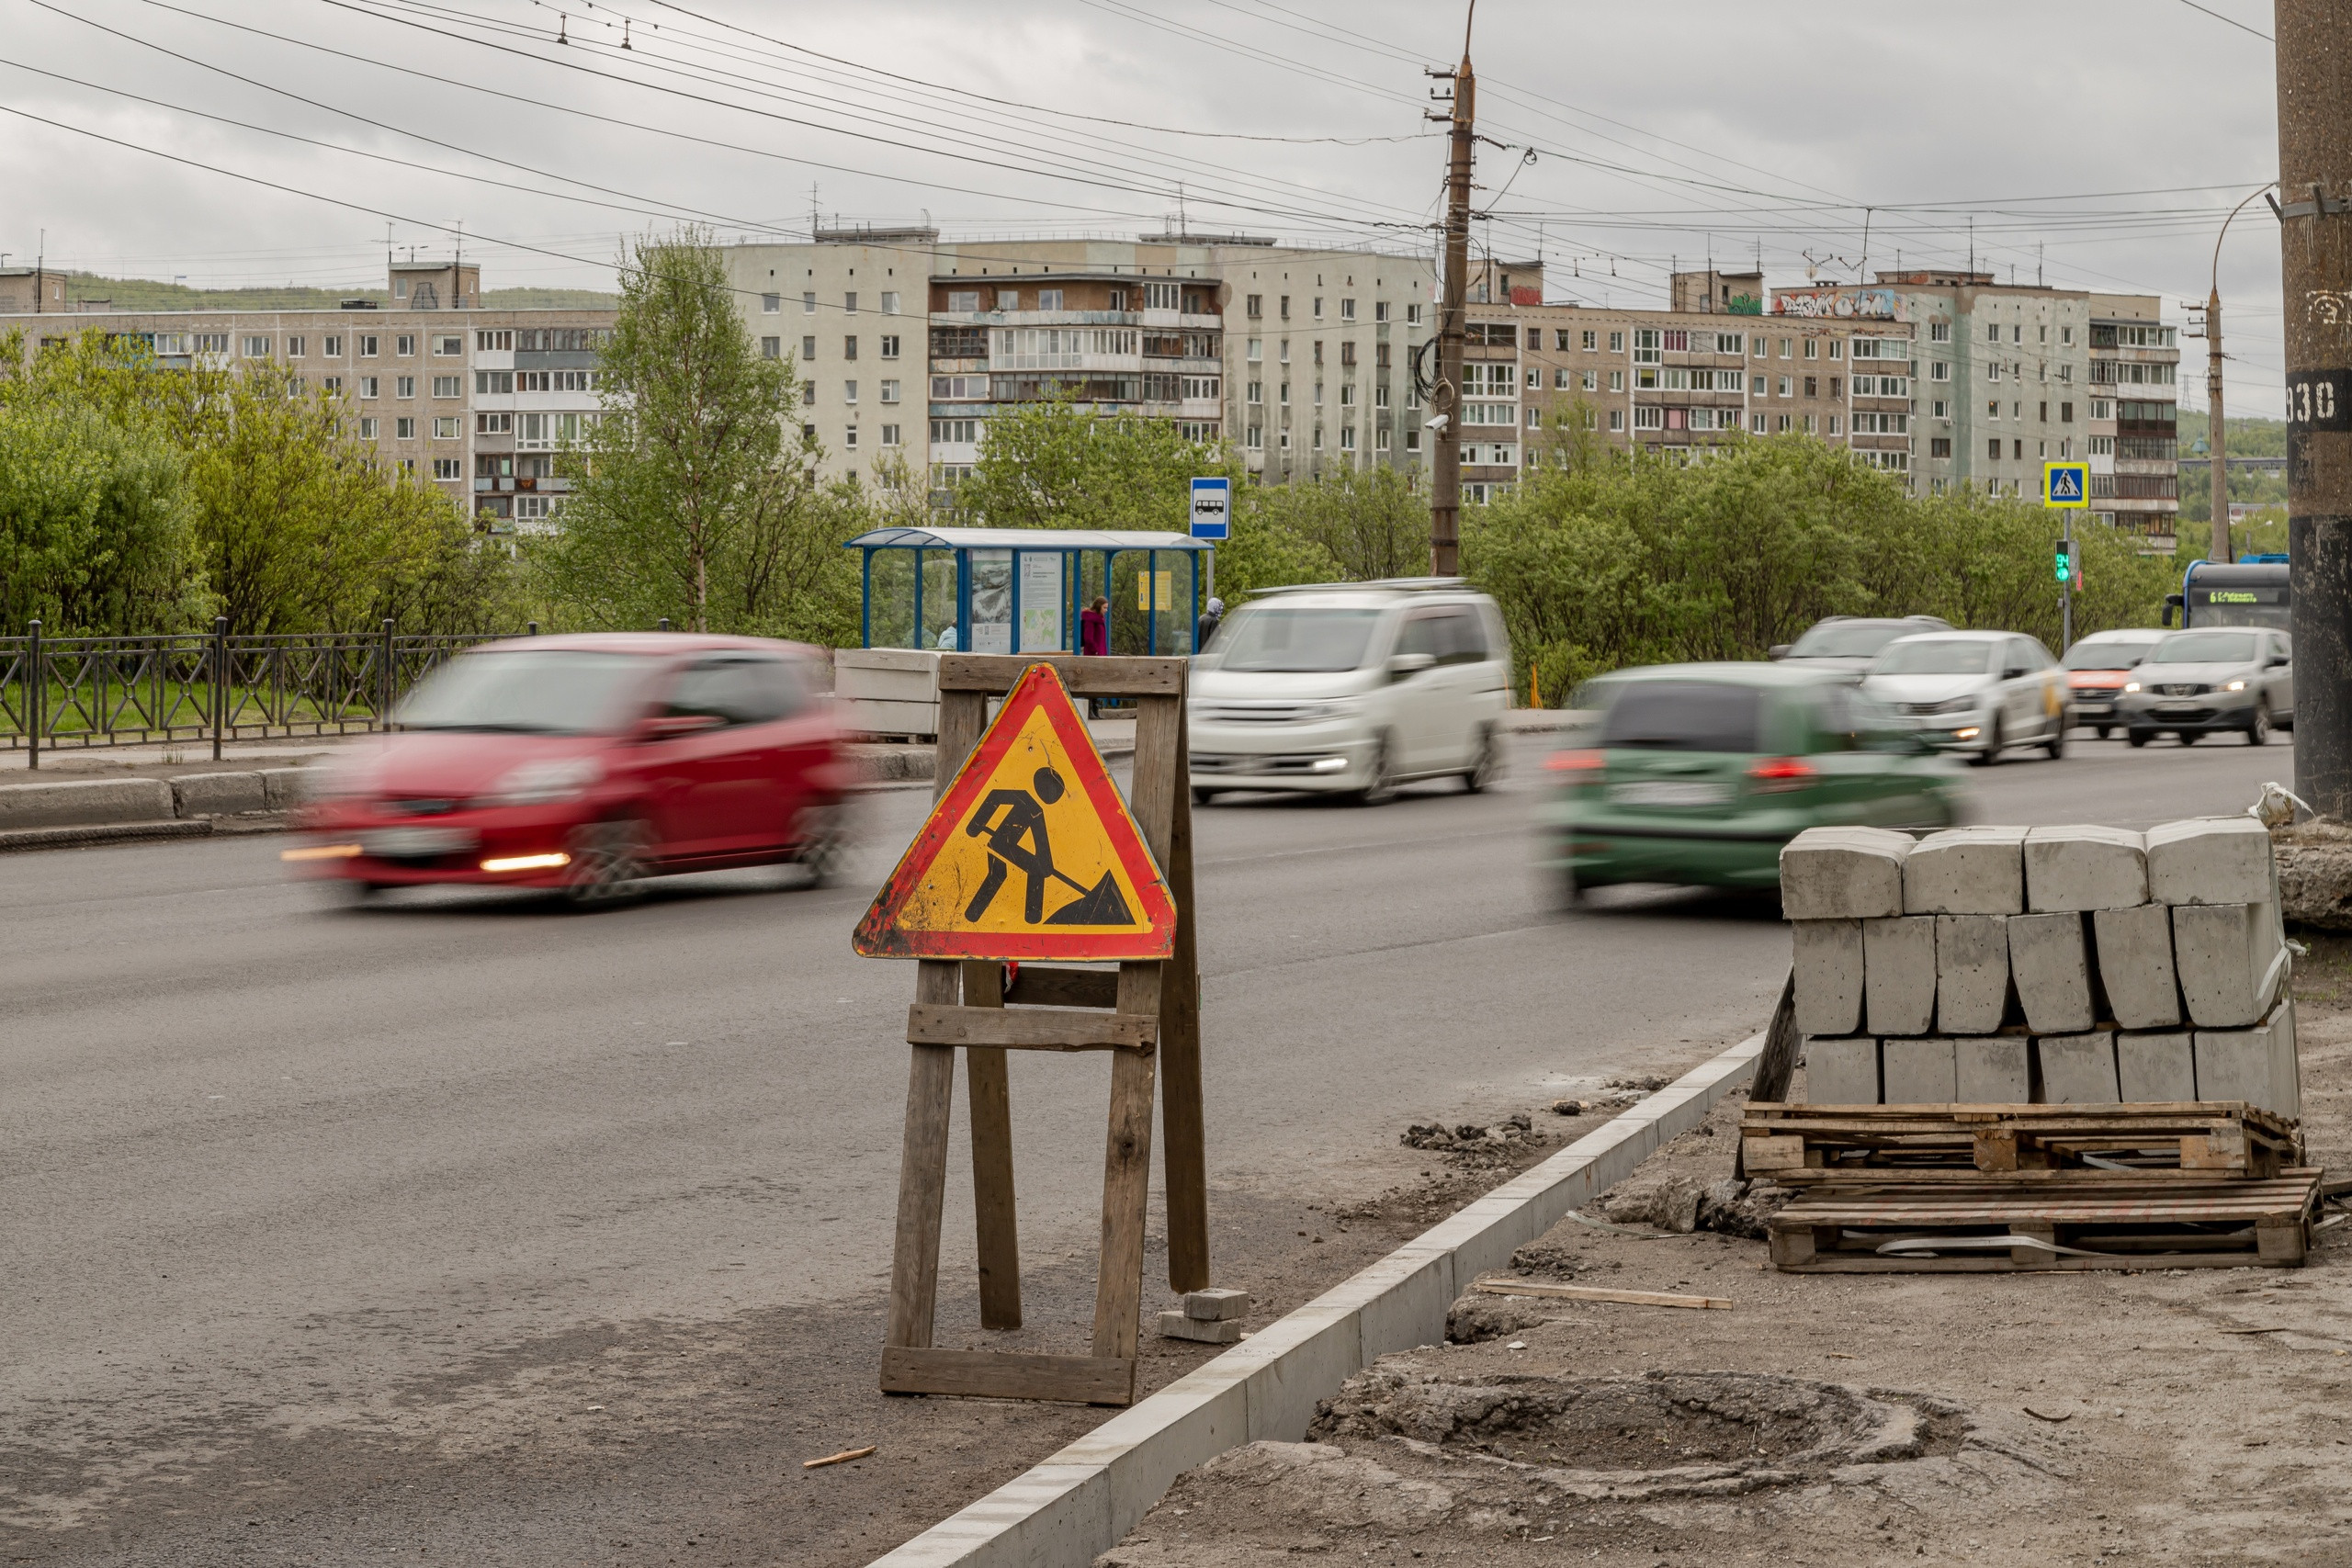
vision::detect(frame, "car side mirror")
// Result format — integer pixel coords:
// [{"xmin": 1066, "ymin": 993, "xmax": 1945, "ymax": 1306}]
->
[
  {"xmin": 2271, "ymin": 655, "xmax": 2291, "ymax": 667},
  {"xmin": 642, "ymin": 712, "xmax": 722, "ymax": 740},
  {"xmin": 1388, "ymin": 651, "xmax": 1436, "ymax": 682},
  {"xmin": 1766, "ymin": 644, "xmax": 1792, "ymax": 660},
  {"xmin": 2004, "ymin": 666, "xmax": 2028, "ymax": 681},
  {"xmin": 2162, "ymin": 593, "xmax": 2182, "ymax": 628}
]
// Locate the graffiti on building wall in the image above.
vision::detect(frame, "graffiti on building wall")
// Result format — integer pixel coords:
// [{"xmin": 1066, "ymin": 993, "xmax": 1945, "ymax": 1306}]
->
[
  {"xmin": 1772, "ymin": 288, "xmax": 1908, "ymax": 321},
  {"xmin": 1727, "ymin": 294, "xmax": 1763, "ymax": 316}
]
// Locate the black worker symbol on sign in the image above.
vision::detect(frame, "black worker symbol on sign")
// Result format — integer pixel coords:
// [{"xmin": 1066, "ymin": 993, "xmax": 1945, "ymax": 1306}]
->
[{"xmin": 962, "ymin": 766, "xmax": 1136, "ymax": 927}]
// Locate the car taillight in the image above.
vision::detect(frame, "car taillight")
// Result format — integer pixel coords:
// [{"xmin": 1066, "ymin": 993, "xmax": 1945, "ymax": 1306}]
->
[
  {"xmin": 1546, "ymin": 749, "xmax": 1605, "ymax": 781},
  {"xmin": 1747, "ymin": 757, "xmax": 1816, "ymax": 794}
]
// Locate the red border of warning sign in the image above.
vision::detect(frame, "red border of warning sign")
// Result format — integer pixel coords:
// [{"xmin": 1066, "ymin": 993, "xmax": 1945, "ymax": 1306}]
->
[{"xmin": 852, "ymin": 664, "xmax": 1177, "ymax": 961}]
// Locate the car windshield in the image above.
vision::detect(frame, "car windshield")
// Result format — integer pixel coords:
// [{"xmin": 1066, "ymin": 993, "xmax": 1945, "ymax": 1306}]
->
[
  {"xmin": 1211, "ymin": 606, "xmax": 1385, "ymax": 673},
  {"xmin": 1601, "ymin": 681, "xmax": 1762, "ymax": 752},
  {"xmin": 1788, "ymin": 622, "xmax": 1910, "ymax": 659},
  {"xmin": 395, "ymin": 649, "xmax": 654, "ymax": 733},
  {"xmin": 1872, "ymin": 639, "xmax": 1994, "ymax": 675},
  {"xmin": 2148, "ymin": 631, "xmax": 2258, "ymax": 665},
  {"xmin": 2063, "ymin": 637, "xmax": 2162, "ymax": 671}
]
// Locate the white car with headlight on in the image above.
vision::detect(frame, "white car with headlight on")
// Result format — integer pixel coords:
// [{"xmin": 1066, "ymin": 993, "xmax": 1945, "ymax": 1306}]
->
[
  {"xmin": 1860, "ymin": 629, "xmax": 2068, "ymax": 766},
  {"xmin": 1187, "ymin": 581, "xmax": 1511, "ymax": 806}
]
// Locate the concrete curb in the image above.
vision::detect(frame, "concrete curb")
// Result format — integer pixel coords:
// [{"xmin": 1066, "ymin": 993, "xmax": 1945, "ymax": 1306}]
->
[
  {"xmin": 0, "ymin": 819, "xmax": 220, "ymax": 852},
  {"xmin": 865, "ymin": 1031, "xmax": 1767, "ymax": 1568}
]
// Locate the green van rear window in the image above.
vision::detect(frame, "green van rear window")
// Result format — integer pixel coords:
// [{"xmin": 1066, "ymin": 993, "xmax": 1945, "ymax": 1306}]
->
[{"xmin": 1600, "ymin": 682, "xmax": 1762, "ymax": 752}]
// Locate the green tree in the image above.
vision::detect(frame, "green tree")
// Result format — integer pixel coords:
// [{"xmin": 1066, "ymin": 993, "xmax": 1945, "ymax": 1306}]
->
[
  {"xmin": 950, "ymin": 396, "xmax": 1243, "ymax": 534},
  {"xmin": 1248, "ymin": 465, "xmax": 1429, "ymax": 582},
  {"xmin": 538, "ymin": 228, "xmax": 843, "ymax": 637}
]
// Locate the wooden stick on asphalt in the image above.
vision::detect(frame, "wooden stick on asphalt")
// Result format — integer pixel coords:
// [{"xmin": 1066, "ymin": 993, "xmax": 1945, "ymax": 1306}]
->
[
  {"xmin": 1473, "ymin": 1279, "xmax": 1732, "ymax": 1311},
  {"xmin": 802, "ymin": 1446, "xmax": 877, "ymax": 1469}
]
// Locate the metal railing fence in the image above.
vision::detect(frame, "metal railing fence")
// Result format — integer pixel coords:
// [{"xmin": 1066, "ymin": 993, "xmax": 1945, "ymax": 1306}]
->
[{"xmin": 2, "ymin": 618, "xmax": 515, "ymax": 765}]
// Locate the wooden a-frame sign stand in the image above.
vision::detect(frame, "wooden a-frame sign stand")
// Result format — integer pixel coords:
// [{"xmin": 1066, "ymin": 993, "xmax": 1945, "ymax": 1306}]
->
[{"xmin": 875, "ymin": 653, "xmax": 1208, "ymax": 1407}]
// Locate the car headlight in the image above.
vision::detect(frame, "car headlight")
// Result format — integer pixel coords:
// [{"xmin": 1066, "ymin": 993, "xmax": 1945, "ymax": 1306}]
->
[
  {"xmin": 2225, "ymin": 679, "xmax": 2247, "ymax": 693},
  {"xmin": 1928, "ymin": 695, "xmax": 1978, "ymax": 715},
  {"xmin": 2122, "ymin": 681, "xmax": 2141, "ymax": 694},
  {"xmin": 481, "ymin": 757, "xmax": 603, "ymax": 807}
]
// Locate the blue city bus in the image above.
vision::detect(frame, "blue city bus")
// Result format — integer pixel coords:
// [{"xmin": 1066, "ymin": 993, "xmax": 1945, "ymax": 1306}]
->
[{"xmin": 2164, "ymin": 555, "xmax": 2290, "ymax": 631}]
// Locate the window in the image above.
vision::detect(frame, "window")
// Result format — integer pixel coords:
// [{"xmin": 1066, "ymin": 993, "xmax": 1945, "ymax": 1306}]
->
[
  {"xmin": 433, "ymin": 457, "xmax": 462, "ymax": 479},
  {"xmin": 285, "ymin": 335, "xmax": 306, "ymax": 358},
  {"xmin": 1929, "ymin": 321, "xmax": 1951, "ymax": 343},
  {"xmin": 1608, "ymin": 409, "xmax": 1625, "ymax": 432},
  {"xmin": 396, "ymin": 417, "xmax": 416, "ymax": 439},
  {"xmin": 1930, "ymin": 437, "xmax": 1952, "ymax": 458},
  {"xmin": 879, "ymin": 334, "xmax": 900, "ymax": 360},
  {"xmin": 803, "ymin": 384, "xmax": 816, "ymax": 406},
  {"xmin": 1608, "ymin": 370, "xmax": 1624, "ymax": 392},
  {"xmin": 2039, "ymin": 400, "xmax": 2049, "ymax": 423},
  {"xmin": 881, "ymin": 423, "xmax": 901, "ymax": 446},
  {"xmin": 931, "ymin": 418, "xmax": 980, "ymax": 445},
  {"xmin": 1525, "ymin": 406, "xmax": 1540, "ymax": 428},
  {"xmin": 1107, "ymin": 288, "xmax": 1127, "ymax": 311},
  {"xmin": 1582, "ymin": 370, "xmax": 1598, "ymax": 391},
  {"xmin": 1339, "ymin": 383, "xmax": 1355, "ymax": 407},
  {"xmin": 1375, "ymin": 301, "xmax": 1390, "ymax": 323},
  {"xmin": 1931, "ymin": 400, "xmax": 1948, "ymax": 419},
  {"xmin": 1988, "ymin": 437, "xmax": 2002, "ymax": 460},
  {"xmin": 1633, "ymin": 405, "xmax": 1663, "ymax": 430},
  {"xmin": 1750, "ymin": 412, "xmax": 1767, "ymax": 434},
  {"xmin": 358, "ymin": 417, "xmax": 378, "ymax": 439},
  {"xmin": 359, "ymin": 376, "xmax": 379, "ymax": 399},
  {"xmin": 1828, "ymin": 377, "xmax": 1841, "ymax": 398},
  {"xmin": 2010, "ymin": 325, "xmax": 2022, "ymax": 344},
  {"xmin": 2091, "ymin": 399, "xmax": 2112, "ymax": 420},
  {"xmin": 1312, "ymin": 297, "xmax": 1324, "ymax": 318},
  {"xmin": 396, "ymin": 376, "xmax": 416, "ymax": 399},
  {"xmin": 1987, "ymin": 400, "xmax": 2001, "ymax": 420},
  {"xmin": 434, "ymin": 335, "xmax": 461, "ymax": 355},
  {"xmin": 762, "ymin": 293, "xmax": 781, "ymax": 313},
  {"xmin": 475, "ymin": 412, "xmax": 513, "ymax": 434},
  {"xmin": 433, "ymin": 416, "xmax": 459, "ymax": 439},
  {"xmin": 804, "ymin": 291, "xmax": 817, "ymax": 313},
  {"xmin": 554, "ymin": 370, "xmax": 596, "ymax": 391},
  {"xmin": 1632, "ymin": 328, "xmax": 1662, "ymax": 365},
  {"xmin": 1804, "ymin": 339, "xmax": 1818, "ymax": 359},
  {"xmin": 1609, "ymin": 331, "xmax": 1624, "ymax": 353},
  {"xmin": 844, "ymin": 291, "xmax": 858, "ymax": 313},
  {"xmin": 476, "ymin": 330, "xmax": 513, "ymax": 352},
  {"xmin": 1804, "ymin": 377, "xmax": 1818, "ymax": 398},
  {"xmin": 843, "ymin": 380, "xmax": 858, "ymax": 404},
  {"xmin": 1341, "ymin": 298, "xmax": 1356, "ymax": 321},
  {"xmin": 1279, "ymin": 383, "xmax": 1291, "ymax": 404},
  {"xmin": 1777, "ymin": 377, "xmax": 1792, "ymax": 397},
  {"xmin": 2061, "ymin": 401, "xmax": 2075, "ymax": 423},
  {"xmin": 321, "ymin": 376, "xmax": 342, "ymax": 396},
  {"xmin": 844, "ymin": 426, "xmax": 859, "ymax": 450},
  {"xmin": 881, "ymin": 379, "xmax": 900, "ymax": 403},
  {"xmin": 1146, "ymin": 281, "xmax": 1181, "ymax": 310},
  {"xmin": 1751, "ymin": 374, "xmax": 1767, "ymax": 395},
  {"xmin": 843, "ymin": 336, "xmax": 858, "ymax": 361},
  {"xmin": 1375, "ymin": 385, "xmax": 1390, "ymax": 409},
  {"xmin": 396, "ymin": 334, "xmax": 417, "ymax": 357},
  {"xmin": 1314, "ymin": 382, "xmax": 1324, "ymax": 405},
  {"xmin": 242, "ymin": 335, "xmax": 270, "ymax": 357},
  {"xmin": 1245, "ymin": 293, "xmax": 1263, "ymax": 320},
  {"xmin": 996, "ymin": 289, "xmax": 1018, "ymax": 310},
  {"xmin": 433, "ymin": 375, "xmax": 461, "ymax": 398},
  {"xmin": 323, "ymin": 334, "xmax": 344, "ymax": 357},
  {"xmin": 358, "ymin": 335, "xmax": 379, "ymax": 357},
  {"xmin": 2061, "ymin": 325, "xmax": 2074, "ymax": 344},
  {"xmin": 1340, "ymin": 425, "xmax": 1356, "ymax": 450},
  {"xmin": 761, "ymin": 336, "xmax": 781, "ymax": 360},
  {"xmin": 1312, "ymin": 341, "xmax": 1325, "ymax": 367},
  {"xmin": 1827, "ymin": 340, "xmax": 1843, "ymax": 360},
  {"xmin": 475, "ymin": 370, "xmax": 514, "ymax": 393},
  {"xmin": 1407, "ymin": 303, "xmax": 1422, "ymax": 326},
  {"xmin": 517, "ymin": 412, "xmax": 596, "ymax": 449},
  {"xmin": 1779, "ymin": 338, "xmax": 1792, "ymax": 357},
  {"xmin": 1931, "ymin": 361, "xmax": 1951, "ymax": 381}
]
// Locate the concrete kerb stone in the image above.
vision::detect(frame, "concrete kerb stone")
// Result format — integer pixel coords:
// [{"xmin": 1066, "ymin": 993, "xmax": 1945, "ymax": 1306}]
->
[
  {"xmin": 864, "ymin": 1033, "xmax": 1766, "ymax": 1568},
  {"xmin": 171, "ymin": 772, "xmax": 266, "ymax": 817},
  {"xmin": 0, "ymin": 776, "xmax": 175, "ymax": 829}
]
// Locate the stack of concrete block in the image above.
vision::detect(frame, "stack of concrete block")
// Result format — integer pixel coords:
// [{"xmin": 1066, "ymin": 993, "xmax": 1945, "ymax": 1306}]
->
[{"xmin": 1781, "ymin": 817, "xmax": 2298, "ymax": 1118}]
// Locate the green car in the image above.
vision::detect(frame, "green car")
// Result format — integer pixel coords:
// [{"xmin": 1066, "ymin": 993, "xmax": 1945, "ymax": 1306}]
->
[{"xmin": 1540, "ymin": 662, "xmax": 1969, "ymax": 904}]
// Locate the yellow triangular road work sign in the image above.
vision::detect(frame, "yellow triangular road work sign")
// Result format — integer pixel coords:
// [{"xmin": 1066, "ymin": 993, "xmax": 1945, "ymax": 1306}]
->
[{"xmin": 853, "ymin": 664, "xmax": 1177, "ymax": 961}]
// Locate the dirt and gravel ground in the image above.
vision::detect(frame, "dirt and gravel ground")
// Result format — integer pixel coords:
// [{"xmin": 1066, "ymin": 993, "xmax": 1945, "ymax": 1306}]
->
[{"xmin": 1102, "ymin": 942, "xmax": 2352, "ymax": 1568}]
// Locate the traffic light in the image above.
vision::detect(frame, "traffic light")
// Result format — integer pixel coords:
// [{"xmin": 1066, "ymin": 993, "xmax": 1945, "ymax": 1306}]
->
[{"xmin": 2054, "ymin": 539, "xmax": 2073, "ymax": 585}]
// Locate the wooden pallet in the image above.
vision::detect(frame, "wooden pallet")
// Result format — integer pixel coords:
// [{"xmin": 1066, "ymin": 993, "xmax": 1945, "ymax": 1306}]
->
[
  {"xmin": 1767, "ymin": 1170, "xmax": 2322, "ymax": 1272},
  {"xmin": 1742, "ymin": 1101, "xmax": 2302, "ymax": 1184}
]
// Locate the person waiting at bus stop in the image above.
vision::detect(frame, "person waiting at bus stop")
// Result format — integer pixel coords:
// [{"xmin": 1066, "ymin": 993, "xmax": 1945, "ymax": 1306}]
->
[{"xmin": 1080, "ymin": 596, "xmax": 1109, "ymax": 717}]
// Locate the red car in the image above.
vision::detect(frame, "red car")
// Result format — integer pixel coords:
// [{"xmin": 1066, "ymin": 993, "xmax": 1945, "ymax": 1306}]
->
[{"xmin": 288, "ymin": 634, "xmax": 856, "ymax": 907}]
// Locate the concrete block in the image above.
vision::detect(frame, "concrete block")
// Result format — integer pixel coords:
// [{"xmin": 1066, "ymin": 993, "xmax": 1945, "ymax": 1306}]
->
[
  {"xmin": 1237, "ymin": 1302, "xmax": 1362, "ymax": 1442},
  {"xmin": 2024, "ymin": 824, "xmax": 2148, "ymax": 911},
  {"xmin": 1804, "ymin": 1037, "xmax": 1881, "ymax": 1106},
  {"xmin": 1935, "ymin": 914, "xmax": 2014, "ymax": 1033},
  {"xmin": 1881, "ymin": 1036, "xmax": 1958, "ymax": 1104},
  {"xmin": 1956, "ymin": 1036, "xmax": 2033, "ymax": 1103},
  {"xmin": 1057, "ymin": 1364, "xmax": 1250, "ymax": 1546},
  {"xmin": 2146, "ymin": 816, "xmax": 2278, "ymax": 907},
  {"xmin": 2117, "ymin": 1031, "xmax": 2197, "ymax": 1103},
  {"xmin": 1184, "ymin": 1288, "xmax": 1252, "ymax": 1322},
  {"xmin": 1863, "ymin": 915, "xmax": 1938, "ymax": 1036},
  {"xmin": 1903, "ymin": 825, "xmax": 2027, "ymax": 915},
  {"xmin": 2036, "ymin": 1032, "xmax": 2121, "ymax": 1104},
  {"xmin": 2091, "ymin": 904, "xmax": 2182, "ymax": 1030},
  {"xmin": 1156, "ymin": 1311, "xmax": 1242, "ymax": 1344},
  {"xmin": 1792, "ymin": 919, "xmax": 1864, "ymax": 1036},
  {"xmin": 256, "ymin": 766, "xmax": 312, "ymax": 808},
  {"xmin": 1779, "ymin": 827, "xmax": 1911, "ymax": 919},
  {"xmin": 170, "ymin": 771, "xmax": 265, "ymax": 817},
  {"xmin": 2196, "ymin": 998, "xmax": 2300, "ymax": 1119},
  {"xmin": 2008, "ymin": 912, "xmax": 2095, "ymax": 1033},
  {"xmin": 0, "ymin": 775, "xmax": 174, "ymax": 829},
  {"xmin": 2173, "ymin": 902, "xmax": 2288, "ymax": 1028}
]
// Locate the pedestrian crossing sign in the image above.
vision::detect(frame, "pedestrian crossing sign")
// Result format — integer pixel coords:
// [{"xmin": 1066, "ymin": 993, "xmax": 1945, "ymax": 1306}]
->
[
  {"xmin": 2044, "ymin": 460, "xmax": 2089, "ymax": 509},
  {"xmin": 853, "ymin": 664, "xmax": 1177, "ymax": 960}
]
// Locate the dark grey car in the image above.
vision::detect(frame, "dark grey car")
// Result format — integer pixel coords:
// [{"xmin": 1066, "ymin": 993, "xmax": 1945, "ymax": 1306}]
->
[
  {"xmin": 1770, "ymin": 615, "xmax": 1956, "ymax": 681},
  {"xmin": 2117, "ymin": 628, "xmax": 2294, "ymax": 746}
]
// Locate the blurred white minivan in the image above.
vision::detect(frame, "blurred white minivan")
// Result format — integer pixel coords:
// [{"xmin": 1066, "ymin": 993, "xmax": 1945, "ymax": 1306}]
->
[{"xmin": 1187, "ymin": 581, "xmax": 1512, "ymax": 805}]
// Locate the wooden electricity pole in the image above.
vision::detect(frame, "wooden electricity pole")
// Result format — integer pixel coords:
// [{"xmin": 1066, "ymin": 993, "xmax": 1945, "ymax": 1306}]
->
[
  {"xmin": 1428, "ymin": 14, "xmax": 1476, "ymax": 579},
  {"xmin": 2279, "ymin": 0, "xmax": 2352, "ymax": 818},
  {"xmin": 2207, "ymin": 287, "xmax": 2232, "ymax": 563}
]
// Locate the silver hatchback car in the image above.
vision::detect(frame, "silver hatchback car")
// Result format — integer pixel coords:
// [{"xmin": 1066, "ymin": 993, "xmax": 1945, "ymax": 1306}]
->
[
  {"xmin": 1860, "ymin": 629, "xmax": 2069, "ymax": 765},
  {"xmin": 2117, "ymin": 627, "xmax": 2294, "ymax": 746}
]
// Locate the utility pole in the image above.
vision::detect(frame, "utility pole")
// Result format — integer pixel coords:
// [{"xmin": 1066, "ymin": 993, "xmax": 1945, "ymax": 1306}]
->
[
  {"xmin": 2279, "ymin": 2, "xmax": 2352, "ymax": 818},
  {"xmin": 1426, "ymin": 7, "xmax": 1476, "ymax": 579},
  {"xmin": 2207, "ymin": 286, "xmax": 2231, "ymax": 563}
]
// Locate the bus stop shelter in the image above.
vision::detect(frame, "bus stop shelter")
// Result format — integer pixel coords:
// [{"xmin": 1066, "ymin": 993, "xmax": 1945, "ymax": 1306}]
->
[{"xmin": 835, "ymin": 526, "xmax": 1215, "ymax": 737}]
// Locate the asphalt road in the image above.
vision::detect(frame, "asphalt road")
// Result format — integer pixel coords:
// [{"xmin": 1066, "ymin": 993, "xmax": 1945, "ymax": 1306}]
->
[{"xmin": 0, "ymin": 728, "xmax": 2297, "ymax": 1554}]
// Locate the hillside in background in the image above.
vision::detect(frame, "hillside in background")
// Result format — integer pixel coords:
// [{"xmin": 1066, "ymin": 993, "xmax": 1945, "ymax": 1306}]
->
[
  {"xmin": 51, "ymin": 272, "xmax": 617, "ymax": 312},
  {"xmin": 2175, "ymin": 408, "xmax": 2286, "ymax": 457}
]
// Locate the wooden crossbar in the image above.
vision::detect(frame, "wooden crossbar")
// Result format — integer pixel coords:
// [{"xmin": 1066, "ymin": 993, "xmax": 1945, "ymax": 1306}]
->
[
  {"xmin": 907, "ymin": 1002, "xmax": 1157, "ymax": 1051},
  {"xmin": 936, "ymin": 652, "xmax": 1183, "ymax": 695}
]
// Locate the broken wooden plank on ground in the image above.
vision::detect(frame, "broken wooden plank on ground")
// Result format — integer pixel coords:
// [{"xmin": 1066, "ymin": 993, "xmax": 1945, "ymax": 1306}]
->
[{"xmin": 1473, "ymin": 1278, "xmax": 1732, "ymax": 1311}]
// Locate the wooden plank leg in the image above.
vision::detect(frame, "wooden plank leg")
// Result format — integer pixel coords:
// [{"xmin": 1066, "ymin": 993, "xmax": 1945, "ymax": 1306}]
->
[
  {"xmin": 962, "ymin": 961, "xmax": 1022, "ymax": 1331},
  {"xmin": 1092, "ymin": 961, "xmax": 1162, "ymax": 1371},
  {"xmin": 883, "ymin": 962, "xmax": 961, "ymax": 1361},
  {"xmin": 1159, "ymin": 712, "xmax": 1211, "ymax": 1293},
  {"xmin": 2256, "ymin": 1217, "xmax": 2308, "ymax": 1265}
]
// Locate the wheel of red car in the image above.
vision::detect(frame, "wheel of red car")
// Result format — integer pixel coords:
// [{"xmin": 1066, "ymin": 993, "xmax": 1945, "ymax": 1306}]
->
[
  {"xmin": 793, "ymin": 802, "xmax": 854, "ymax": 887},
  {"xmin": 563, "ymin": 817, "xmax": 651, "ymax": 909}
]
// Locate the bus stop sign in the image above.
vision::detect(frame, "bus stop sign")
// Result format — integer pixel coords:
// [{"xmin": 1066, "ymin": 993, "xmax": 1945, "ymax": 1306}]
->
[{"xmin": 1189, "ymin": 477, "xmax": 1230, "ymax": 540}]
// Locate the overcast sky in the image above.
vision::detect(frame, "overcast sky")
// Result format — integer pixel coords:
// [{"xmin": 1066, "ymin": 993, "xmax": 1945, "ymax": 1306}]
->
[{"xmin": 0, "ymin": 0, "xmax": 2288, "ymax": 412}]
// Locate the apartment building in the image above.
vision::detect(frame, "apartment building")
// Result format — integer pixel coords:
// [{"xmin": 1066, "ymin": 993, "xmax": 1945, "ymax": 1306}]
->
[
  {"xmin": 0, "ymin": 261, "xmax": 611, "ymax": 534},
  {"xmin": 1459, "ymin": 271, "xmax": 1916, "ymax": 500},
  {"xmin": 2086, "ymin": 292, "xmax": 2183, "ymax": 549},
  {"xmin": 0, "ymin": 265, "xmax": 65, "ymax": 312},
  {"xmin": 724, "ymin": 230, "xmax": 1452, "ymax": 489}
]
